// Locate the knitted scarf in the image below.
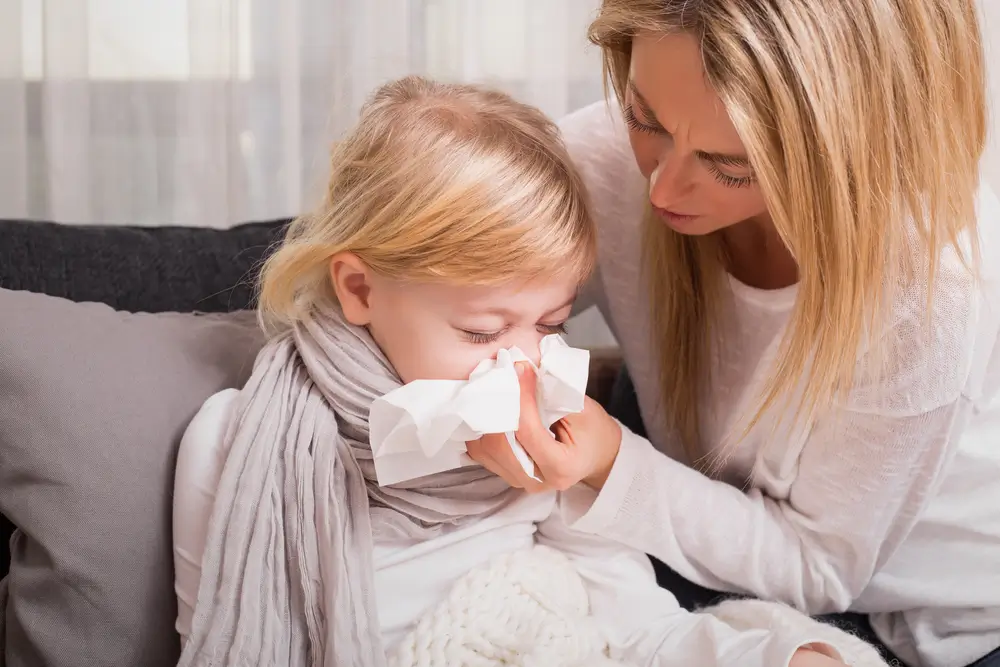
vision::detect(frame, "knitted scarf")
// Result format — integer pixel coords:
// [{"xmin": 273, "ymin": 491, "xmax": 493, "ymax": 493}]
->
[{"xmin": 178, "ymin": 308, "xmax": 520, "ymax": 667}]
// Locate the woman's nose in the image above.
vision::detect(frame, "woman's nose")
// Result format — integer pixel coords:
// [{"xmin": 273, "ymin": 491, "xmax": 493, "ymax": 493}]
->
[{"xmin": 648, "ymin": 154, "xmax": 694, "ymax": 209}]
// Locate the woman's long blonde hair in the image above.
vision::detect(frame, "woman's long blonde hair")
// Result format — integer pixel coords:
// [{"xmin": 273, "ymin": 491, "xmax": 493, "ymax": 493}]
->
[
  {"xmin": 258, "ymin": 76, "xmax": 595, "ymax": 330},
  {"xmin": 590, "ymin": 0, "xmax": 986, "ymax": 460}
]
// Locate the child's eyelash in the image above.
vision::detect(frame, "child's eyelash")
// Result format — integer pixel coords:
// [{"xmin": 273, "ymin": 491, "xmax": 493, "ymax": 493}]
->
[
  {"xmin": 462, "ymin": 330, "xmax": 503, "ymax": 344},
  {"xmin": 539, "ymin": 323, "xmax": 568, "ymax": 336},
  {"xmin": 461, "ymin": 323, "xmax": 568, "ymax": 345}
]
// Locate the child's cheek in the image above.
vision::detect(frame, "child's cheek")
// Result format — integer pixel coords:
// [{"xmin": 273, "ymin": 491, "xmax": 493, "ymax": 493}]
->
[{"xmin": 452, "ymin": 346, "xmax": 504, "ymax": 382}]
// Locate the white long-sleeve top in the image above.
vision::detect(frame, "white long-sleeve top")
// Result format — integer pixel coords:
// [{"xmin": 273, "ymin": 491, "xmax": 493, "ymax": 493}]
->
[
  {"xmin": 174, "ymin": 390, "xmax": 866, "ymax": 666},
  {"xmin": 557, "ymin": 101, "xmax": 1000, "ymax": 667}
]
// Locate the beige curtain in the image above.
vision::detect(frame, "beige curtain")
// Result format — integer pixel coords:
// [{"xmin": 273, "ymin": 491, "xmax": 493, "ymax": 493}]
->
[{"xmin": 0, "ymin": 0, "xmax": 604, "ymax": 227}]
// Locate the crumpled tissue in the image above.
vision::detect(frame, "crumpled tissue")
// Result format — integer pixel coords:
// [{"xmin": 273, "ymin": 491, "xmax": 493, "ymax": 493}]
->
[{"xmin": 369, "ymin": 335, "xmax": 590, "ymax": 486}]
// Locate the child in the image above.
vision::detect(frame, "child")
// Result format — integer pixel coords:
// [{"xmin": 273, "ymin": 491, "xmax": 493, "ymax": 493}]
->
[{"xmin": 172, "ymin": 76, "xmax": 882, "ymax": 667}]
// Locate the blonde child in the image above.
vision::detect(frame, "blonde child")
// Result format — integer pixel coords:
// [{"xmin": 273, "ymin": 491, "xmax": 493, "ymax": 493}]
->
[{"xmin": 171, "ymin": 76, "xmax": 881, "ymax": 667}]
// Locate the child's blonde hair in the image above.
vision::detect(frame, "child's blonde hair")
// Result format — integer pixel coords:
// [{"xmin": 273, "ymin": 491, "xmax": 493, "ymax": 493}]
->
[{"xmin": 258, "ymin": 76, "xmax": 595, "ymax": 329}]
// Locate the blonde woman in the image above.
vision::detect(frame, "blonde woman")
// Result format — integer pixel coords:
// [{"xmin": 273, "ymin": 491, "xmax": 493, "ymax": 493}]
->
[{"xmin": 468, "ymin": 3, "xmax": 1000, "ymax": 667}]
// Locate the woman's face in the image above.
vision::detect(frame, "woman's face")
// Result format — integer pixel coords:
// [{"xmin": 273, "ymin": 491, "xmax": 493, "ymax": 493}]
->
[{"xmin": 627, "ymin": 31, "xmax": 768, "ymax": 235}]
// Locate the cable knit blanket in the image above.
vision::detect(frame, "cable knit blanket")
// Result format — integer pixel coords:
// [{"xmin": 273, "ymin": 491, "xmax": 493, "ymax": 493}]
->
[{"xmin": 388, "ymin": 545, "xmax": 888, "ymax": 667}]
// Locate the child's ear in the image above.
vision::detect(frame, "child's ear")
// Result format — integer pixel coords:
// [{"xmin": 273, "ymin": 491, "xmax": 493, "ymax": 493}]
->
[{"xmin": 329, "ymin": 252, "xmax": 373, "ymax": 326}]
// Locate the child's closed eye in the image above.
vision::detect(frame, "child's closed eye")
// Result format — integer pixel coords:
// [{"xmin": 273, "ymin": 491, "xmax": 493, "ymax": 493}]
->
[
  {"xmin": 461, "ymin": 329, "xmax": 504, "ymax": 345},
  {"xmin": 537, "ymin": 322, "xmax": 568, "ymax": 336},
  {"xmin": 459, "ymin": 322, "xmax": 568, "ymax": 345}
]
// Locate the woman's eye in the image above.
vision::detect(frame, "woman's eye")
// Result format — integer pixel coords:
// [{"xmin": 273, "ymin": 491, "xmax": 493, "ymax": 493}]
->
[
  {"xmin": 538, "ymin": 323, "xmax": 568, "ymax": 336},
  {"xmin": 461, "ymin": 330, "xmax": 503, "ymax": 345},
  {"xmin": 623, "ymin": 105, "xmax": 661, "ymax": 135},
  {"xmin": 704, "ymin": 154, "xmax": 755, "ymax": 189},
  {"xmin": 707, "ymin": 162, "xmax": 755, "ymax": 189}
]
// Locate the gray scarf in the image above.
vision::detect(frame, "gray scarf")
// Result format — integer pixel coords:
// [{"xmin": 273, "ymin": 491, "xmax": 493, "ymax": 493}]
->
[{"xmin": 178, "ymin": 308, "xmax": 519, "ymax": 667}]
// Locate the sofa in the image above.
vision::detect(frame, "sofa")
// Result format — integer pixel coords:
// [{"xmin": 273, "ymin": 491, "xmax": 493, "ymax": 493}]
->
[{"xmin": 0, "ymin": 217, "xmax": 637, "ymax": 666}]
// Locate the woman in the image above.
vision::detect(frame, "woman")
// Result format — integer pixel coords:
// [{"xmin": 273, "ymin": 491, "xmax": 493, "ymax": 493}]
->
[{"xmin": 467, "ymin": 2, "xmax": 1000, "ymax": 666}]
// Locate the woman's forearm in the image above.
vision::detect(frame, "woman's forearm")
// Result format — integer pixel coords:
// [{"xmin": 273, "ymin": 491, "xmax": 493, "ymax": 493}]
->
[
  {"xmin": 790, "ymin": 648, "xmax": 849, "ymax": 667},
  {"xmin": 561, "ymin": 426, "xmax": 859, "ymax": 612}
]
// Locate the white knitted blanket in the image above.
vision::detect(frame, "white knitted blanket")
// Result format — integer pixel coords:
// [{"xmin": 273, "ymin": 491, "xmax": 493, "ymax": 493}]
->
[
  {"xmin": 389, "ymin": 545, "xmax": 623, "ymax": 667},
  {"xmin": 388, "ymin": 545, "xmax": 888, "ymax": 667}
]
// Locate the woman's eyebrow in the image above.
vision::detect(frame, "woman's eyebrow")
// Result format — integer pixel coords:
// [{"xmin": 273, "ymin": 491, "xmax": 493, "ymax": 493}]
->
[{"xmin": 629, "ymin": 79, "xmax": 751, "ymax": 167}]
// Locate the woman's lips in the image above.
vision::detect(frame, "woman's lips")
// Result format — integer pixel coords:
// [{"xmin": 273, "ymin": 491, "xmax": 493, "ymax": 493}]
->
[{"xmin": 652, "ymin": 205, "xmax": 699, "ymax": 226}]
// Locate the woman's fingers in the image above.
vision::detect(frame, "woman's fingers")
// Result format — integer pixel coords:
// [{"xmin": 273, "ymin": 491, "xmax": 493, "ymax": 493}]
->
[
  {"xmin": 466, "ymin": 434, "xmax": 548, "ymax": 490},
  {"xmin": 511, "ymin": 362, "xmax": 566, "ymax": 474},
  {"xmin": 470, "ymin": 364, "xmax": 622, "ymax": 493},
  {"xmin": 466, "ymin": 436, "xmax": 523, "ymax": 488},
  {"xmin": 464, "ymin": 361, "xmax": 588, "ymax": 492},
  {"xmin": 551, "ymin": 418, "xmax": 574, "ymax": 445}
]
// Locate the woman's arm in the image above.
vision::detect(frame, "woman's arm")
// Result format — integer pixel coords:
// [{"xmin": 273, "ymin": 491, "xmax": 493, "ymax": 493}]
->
[
  {"xmin": 535, "ymin": 506, "xmax": 881, "ymax": 666},
  {"xmin": 561, "ymin": 273, "xmax": 993, "ymax": 613},
  {"xmin": 561, "ymin": 399, "xmax": 969, "ymax": 613},
  {"xmin": 473, "ymin": 100, "xmax": 999, "ymax": 616},
  {"xmin": 471, "ymin": 262, "xmax": 996, "ymax": 615},
  {"xmin": 172, "ymin": 389, "xmax": 239, "ymax": 640}
]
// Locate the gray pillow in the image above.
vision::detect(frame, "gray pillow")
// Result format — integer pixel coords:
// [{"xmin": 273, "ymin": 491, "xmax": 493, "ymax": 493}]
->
[{"xmin": 0, "ymin": 288, "xmax": 263, "ymax": 667}]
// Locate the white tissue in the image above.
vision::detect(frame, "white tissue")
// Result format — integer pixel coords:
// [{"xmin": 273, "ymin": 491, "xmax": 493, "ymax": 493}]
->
[{"xmin": 369, "ymin": 335, "xmax": 590, "ymax": 486}]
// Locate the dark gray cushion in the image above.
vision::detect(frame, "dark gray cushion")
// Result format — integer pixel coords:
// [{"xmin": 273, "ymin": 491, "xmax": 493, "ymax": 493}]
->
[
  {"xmin": 0, "ymin": 218, "xmax": 289, "ymax": 313},
  {"xmin": 0, "ymin": 217, "xmax": 287, "ymax": 581},
  {"xmin": 0, "ymin": 288, "xmax": 264, "ymax": 667}
]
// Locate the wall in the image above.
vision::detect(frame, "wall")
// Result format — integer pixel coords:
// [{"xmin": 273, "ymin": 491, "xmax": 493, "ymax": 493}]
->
[{"xmin": 983, "ymin": 0, "xmax": 1000, "ymax": 194}]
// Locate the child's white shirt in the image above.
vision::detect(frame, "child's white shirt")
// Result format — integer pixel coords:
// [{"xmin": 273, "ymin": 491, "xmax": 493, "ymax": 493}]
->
[{"xmin": 173, "ymin": 389, "xmax": 873, "ymax": 666}]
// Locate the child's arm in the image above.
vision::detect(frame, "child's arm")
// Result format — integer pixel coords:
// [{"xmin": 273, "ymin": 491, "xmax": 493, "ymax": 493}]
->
[
  {"xmin": 536, "ymin": 501, "xmax": 880, "ymax": 667},
  {"xmin": 172, "ymin": 389, "xmax": 240, "ymax": 642}
]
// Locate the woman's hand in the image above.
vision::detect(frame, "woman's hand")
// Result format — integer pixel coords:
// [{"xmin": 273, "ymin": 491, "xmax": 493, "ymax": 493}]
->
[
  {"xmin": 466, "ymin": 362, "xmax": 623, "ymax": 492},
  {"xmin": 788, "ymin": 648, "xmax": 849, "ymax": 667}
]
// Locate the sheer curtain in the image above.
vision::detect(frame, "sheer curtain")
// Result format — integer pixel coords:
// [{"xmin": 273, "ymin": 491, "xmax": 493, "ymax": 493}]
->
[
  {"xmin": 0, "ymin": 0, "xmax": 605, "ymax": 228},
  {"xmin": 1, "ymin": 0, "xmax": 997, "ymax": 230}
]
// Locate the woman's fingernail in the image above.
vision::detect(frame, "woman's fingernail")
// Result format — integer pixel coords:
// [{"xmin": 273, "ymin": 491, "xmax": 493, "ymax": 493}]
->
[{"xmin": 516, "ymin": 363, "xmax": 525, "ymax": 377}]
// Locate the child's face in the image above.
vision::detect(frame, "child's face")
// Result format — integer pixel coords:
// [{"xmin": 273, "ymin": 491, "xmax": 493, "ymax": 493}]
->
[{"xmin": 363, "ymin": 274, "xmax": 579, "ymax": 384}]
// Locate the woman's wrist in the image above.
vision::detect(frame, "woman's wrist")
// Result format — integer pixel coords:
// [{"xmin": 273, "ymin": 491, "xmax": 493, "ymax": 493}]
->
[
  {"xmin": 788, "ymin": 647, "xmax": 847, "ymax": 667},
  {"xmin": 582, "ymin": 417, "xmax": 622, "ymax": 490}
]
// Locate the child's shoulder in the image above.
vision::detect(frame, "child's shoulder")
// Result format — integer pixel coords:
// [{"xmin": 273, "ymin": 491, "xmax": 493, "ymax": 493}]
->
[
  {"xmin": 178, "ymin": 388, "xmax": 241, "ymax": 464},
  {"xmin": 190, "ymin": 388, "xmax": 241, "ymax": 430}
]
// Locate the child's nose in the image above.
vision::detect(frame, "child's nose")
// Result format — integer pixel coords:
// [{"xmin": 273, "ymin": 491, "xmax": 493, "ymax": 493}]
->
[{"xmin": 507, "ymin": 333, "xmax": 542, "ymax": 366}]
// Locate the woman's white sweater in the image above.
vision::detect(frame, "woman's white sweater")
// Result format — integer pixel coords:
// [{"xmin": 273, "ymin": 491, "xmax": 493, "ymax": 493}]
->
[{"xmin": 557, "ymin": 101, "xmax": 1000, "ymax": 667}]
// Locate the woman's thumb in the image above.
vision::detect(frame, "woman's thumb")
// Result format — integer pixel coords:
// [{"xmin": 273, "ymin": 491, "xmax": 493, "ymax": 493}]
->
[{"xmin": 515, "ymin": 362, "xmax": 547, "ymax": 441}]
